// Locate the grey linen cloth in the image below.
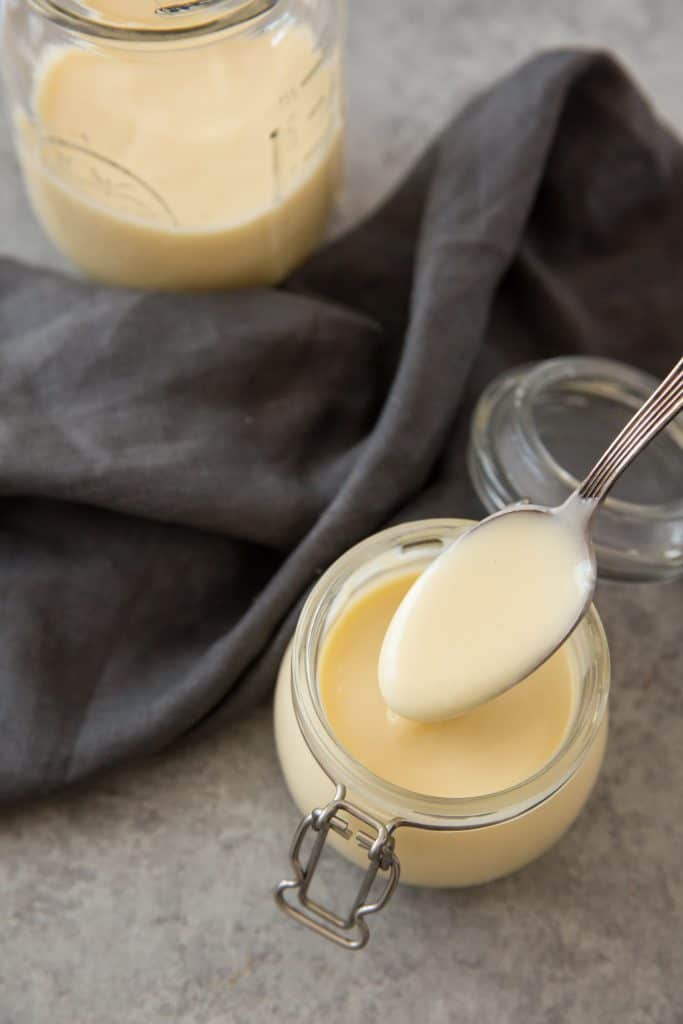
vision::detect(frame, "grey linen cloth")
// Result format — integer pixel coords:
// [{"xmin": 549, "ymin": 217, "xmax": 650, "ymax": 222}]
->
[{"xmin": 1, "ymin": 49, "xmax": 681, "ymax": 803}]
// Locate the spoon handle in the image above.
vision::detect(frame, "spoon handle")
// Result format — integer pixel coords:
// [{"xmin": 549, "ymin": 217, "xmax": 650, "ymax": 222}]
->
[{"xmin": 577, "ymin": 355, "xmax": 683, "ymax": 505}]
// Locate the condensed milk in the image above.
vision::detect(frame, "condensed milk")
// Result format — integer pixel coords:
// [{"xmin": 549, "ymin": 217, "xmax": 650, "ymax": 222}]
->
[
  {"xmin": 8, "ymin": 1, "xmax": 343, "ymax": 289},
  {"xmin": 321, "ymin": 572, "xmax": 578, "ymax": 797},
  {"xmin": 274, "ymin": 520, "xmax": 610, "ymax": 891},
  {"xmin": 379, "ymin": 507, "xmax": 594, "ymax": 721}
]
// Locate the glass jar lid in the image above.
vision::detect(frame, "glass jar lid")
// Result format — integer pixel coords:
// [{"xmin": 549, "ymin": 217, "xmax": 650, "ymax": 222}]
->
[{"xmin": 468, "ymin": 356, "xmax": 683, "ymax": 582}]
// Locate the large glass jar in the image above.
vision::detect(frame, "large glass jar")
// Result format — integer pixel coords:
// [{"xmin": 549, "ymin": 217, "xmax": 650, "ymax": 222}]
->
[
  {"xmin": 274, "ymin": 519, "xmax": 610, "ymax": 949},
  {"xmin": 1, "ymin": 0, "xmax": 344, "ymax": 290}
]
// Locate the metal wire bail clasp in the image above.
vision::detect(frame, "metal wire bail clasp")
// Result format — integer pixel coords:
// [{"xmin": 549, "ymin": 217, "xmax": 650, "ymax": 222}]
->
[{"xmin": 274, "ymin": 785, "xmax": 400, "ymax": 950}]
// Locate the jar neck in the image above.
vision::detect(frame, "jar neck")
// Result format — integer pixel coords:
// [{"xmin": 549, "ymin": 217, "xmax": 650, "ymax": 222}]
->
[
  {"xmin": 291, "ymin": 519, "xmax": 610, "ymax": 830},
  {"xmin": 25, "ymin": 0, "xmax": 281, "ymax": 41}
]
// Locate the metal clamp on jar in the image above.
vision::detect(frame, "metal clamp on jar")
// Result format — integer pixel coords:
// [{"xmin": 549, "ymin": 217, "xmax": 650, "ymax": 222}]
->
[
  {"xmin": 275, "ymin": 785, "xmax": 400, "ymax": 950},
  {"xmin": 273, "ymin": 519, "xmax": 611, "ymax": 950}
]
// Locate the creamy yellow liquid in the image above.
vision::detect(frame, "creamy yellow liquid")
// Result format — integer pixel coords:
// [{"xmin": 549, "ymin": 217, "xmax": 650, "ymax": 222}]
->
[
  {"xmin": 379, "ymin": 508, "xmax": 593, "ymax": 722},
  {"xmin": 320, "ymin": 572, "xmax": 577, "ymax": 798},
  {"xmin": 17, "ymin": 24, "xmax": 342, "ymax": 289}
]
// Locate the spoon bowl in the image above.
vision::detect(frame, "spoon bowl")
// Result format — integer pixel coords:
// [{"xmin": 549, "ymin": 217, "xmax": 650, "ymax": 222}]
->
[{"xmin": 379, "ymin": 356, "xmax": 683, "ymax": 722}]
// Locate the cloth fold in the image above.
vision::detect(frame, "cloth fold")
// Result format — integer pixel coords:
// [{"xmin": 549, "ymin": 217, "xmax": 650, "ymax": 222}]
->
[{"xmin": 1, "ymin": 48, "xmax": 681, "ymax": 803}]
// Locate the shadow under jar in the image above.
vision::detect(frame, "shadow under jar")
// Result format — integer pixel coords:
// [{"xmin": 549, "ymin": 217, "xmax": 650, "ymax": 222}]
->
[
  {"xmin": 274, "ymin": 519, "xmax": 610, "ymax": 949},
  {"xmin": 1, "ymin": 0, "xmax": 344, "ymax": 290}
]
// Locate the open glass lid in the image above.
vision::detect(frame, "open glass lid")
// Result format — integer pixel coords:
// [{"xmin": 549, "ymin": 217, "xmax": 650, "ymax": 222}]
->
[{"xmin": 468, "ymin": 356, "xmax": 683, "ymax": 582}]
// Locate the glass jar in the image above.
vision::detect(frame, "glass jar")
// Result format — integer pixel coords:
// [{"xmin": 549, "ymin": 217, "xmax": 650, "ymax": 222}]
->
[
  {"xmin": 1, "ymin": 0, "xmax": 344, "ymax": 290},
  {"xmin": 274, "ymin": 519, "xmax": 610, "ymax": 949}
]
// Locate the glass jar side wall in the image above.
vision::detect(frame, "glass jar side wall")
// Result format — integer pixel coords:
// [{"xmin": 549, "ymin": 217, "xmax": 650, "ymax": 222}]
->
[{"xmin": 274, "ymin": 519, "xmax": 610, "ymax": 888}]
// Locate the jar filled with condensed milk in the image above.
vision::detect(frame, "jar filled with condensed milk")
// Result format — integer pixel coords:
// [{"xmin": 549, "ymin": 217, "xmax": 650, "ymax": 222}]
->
[
  {"xmin": 1, "ymin": 0, "xmax": 344, "ymax": 290},
  {"xmin": 274, "ymin": 519, "xmax": 610, "ymax": 949}
]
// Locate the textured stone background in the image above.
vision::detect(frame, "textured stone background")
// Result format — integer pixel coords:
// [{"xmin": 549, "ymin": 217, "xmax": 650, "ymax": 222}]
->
[{"xmin": 1, "ymin": 3, "xmax": 682, "ymax": 1022}]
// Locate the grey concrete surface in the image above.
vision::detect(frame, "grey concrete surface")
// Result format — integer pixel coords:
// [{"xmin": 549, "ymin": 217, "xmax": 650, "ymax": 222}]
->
[{"xmin": 1, "ymin": 2, "xmax": 682, "ymax": 1022}]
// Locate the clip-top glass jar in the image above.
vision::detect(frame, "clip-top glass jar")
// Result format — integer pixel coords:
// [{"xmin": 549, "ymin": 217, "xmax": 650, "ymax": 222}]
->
[
  {"xmin": 274, "ymin": 519, "xmax": 610, "ymax": 950},
  {"xmin": 1, "ymin": 0, "xmax": 344, "ymax": 290}
]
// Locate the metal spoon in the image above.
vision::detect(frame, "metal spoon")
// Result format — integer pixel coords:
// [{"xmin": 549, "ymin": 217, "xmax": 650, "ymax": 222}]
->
[
  {"xmin": 495, "ymin": 352, "xmax": 683, "ymax": 664},
  {"xmin": 379, "ymin": 355, "xmax": 683, "ymax": 721}
]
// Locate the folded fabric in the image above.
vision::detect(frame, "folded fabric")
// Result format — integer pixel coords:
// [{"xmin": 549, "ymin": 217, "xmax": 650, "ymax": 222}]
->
[{"xmin": 1, "ymin": 48, "xmax": 681, "ymax": 804}]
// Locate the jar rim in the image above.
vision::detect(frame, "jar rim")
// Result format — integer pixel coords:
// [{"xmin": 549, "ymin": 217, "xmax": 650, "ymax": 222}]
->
[
  {"xmin": 291, "ymin": 518, "xmax": 610, "ymax": 830},
  {"xmin": 24, "ymin": 0, "xmax": 279, "ymax": 42}
]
